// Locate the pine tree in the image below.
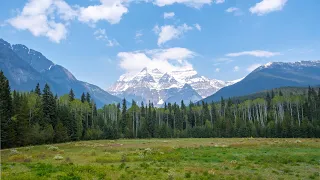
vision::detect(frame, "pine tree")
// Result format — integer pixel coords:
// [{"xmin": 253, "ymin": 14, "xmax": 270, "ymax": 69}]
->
[
  {"xmin": 121, "ymin": 98, "xmax": 127, "ymax": 135},
  {"xmin": 69, "ymin": 89, "xmax": 75, "ymax": 101},
  {"xmin": 35, "ymin": 83, "xmax": 41, "ymax": 96},
  {"xmin": 55, "ymin": 121, "xmax": 69, "ymax": 143},
  {"xmin": 86, "ymin": 92, "xmax": 91, "ymax": 104},
  {"xmin": 0, "ymin": 71, "xmax": 14, "ymax": 148},
  {"xmin": 279, "ymin": 90, "xmax": 283, "ymax": 96},
  {"xmin": 147, "ymin": 101, "xmax": 154, "ymax": 137},
  {"xmin": 15, "ymin": 95, "xmax": 29, "ymax": 146},
  {"xmin": 42, "ymin": 84, "xmax": 57, "ymax": 127},
  {"xmin": 81, "ymin": 92, "xmax": 86, "ymax": 103}
]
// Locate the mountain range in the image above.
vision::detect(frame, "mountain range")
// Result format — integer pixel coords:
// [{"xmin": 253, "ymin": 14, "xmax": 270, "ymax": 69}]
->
[
  {"xmin": 202, "ymin": 60, "xmax": 320, "ymax": 102},
  {"xmin": 108, "ymin": 67, "xmax": 242, "ymax": 106},
  {"xmin": 0, "ymin": 39, "xmax": 122, "ymax": 107},
  {"xmin": 2, "ymin": 39, "xmax": 319, "ymax": 107}
]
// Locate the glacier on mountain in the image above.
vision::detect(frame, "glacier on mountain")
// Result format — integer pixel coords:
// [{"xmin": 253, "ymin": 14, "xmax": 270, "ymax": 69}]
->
[{"xmin": 108, "ymin": 67, "xmax": 241, "ymax": 106}]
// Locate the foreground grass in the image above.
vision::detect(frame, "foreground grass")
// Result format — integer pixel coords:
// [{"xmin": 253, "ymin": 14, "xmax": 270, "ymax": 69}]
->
[{"xmin": 1, "ymin": 138, "xmax": 320, "ymax": 180}]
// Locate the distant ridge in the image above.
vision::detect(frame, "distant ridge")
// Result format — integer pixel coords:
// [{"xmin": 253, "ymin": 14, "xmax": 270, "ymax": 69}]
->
[
  {"xmin": 0, "ymin": 38, "xmax": 122, "ymax": 107},
  {"xmin": 202, "ymin": 60, "xmax": 320, "ymax": 102}
]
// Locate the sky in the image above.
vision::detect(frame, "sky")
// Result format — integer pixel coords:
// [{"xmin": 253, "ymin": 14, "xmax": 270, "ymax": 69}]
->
[{"xmin": 0, "ymin": 0, "xmax": 319, "ymax": 89}]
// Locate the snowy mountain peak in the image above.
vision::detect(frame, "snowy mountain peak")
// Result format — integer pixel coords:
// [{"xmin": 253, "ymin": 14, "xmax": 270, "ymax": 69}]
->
[
  {"xmin": 152, "ymin": 68, "xmax": 162, "ymax": 74},
  {"xmin": 141, "ymin": 67, "xmax": 148, "ymax": 73},
  {"xmin": 108, "ymin": 67, "xmax": 241, "ymax": 106},
  {"xmin": 259, "ymin": 60, "xmax": 320, "ymax": 70},
  {"xmin": 182, "ymin": 83, "xmax": 193, "ymax": 90}
]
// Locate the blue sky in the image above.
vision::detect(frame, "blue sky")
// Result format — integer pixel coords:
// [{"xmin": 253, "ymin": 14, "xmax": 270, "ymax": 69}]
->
[{"xmin": 1, "ymin": 0, "xmax": 319, "ymax": 89}]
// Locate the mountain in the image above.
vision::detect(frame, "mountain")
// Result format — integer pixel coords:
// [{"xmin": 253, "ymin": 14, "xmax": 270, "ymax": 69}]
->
[
  {"xmin": 164, "ymin": 84, "xmax": 202, "ymax": 105},
  {"xmin": 108, "ymin": 67, "xmax": 240, "ymax": 106},
  {"xmin": 202, "ymin": 60, "xmax": 320, "ymax": 102},
  {"xmin": 0, "ymin": 39, "xmax": 122, "ymax": 107}
]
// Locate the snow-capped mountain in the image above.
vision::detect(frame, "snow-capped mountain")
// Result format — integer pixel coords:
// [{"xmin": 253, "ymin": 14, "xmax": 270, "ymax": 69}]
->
[
  {"xmin": 202, "ymin": 60, "xmax": 320, "ymax": 102},
  {"xmin": 108, "ymin": 67, "xmax": 240, "ymax": 106}
]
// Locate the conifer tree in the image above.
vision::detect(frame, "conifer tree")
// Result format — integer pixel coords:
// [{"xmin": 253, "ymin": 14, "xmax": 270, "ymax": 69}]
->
[
  {"xmin": 42, "ymin": 84, "xmax": 57, "ymax": 126},
  {"xmin": 81, "ymin": 92, "xmax": 86, "ymax": 103},
  {"xmin": 121, "ymin": 98, "xmax": 127, "ymax": 134},
  {"xmin": 86, "ymin": 92, "xmax": 91, "ymax": 104},
  {"xmin": 0, "ymin": 71, "xmax": 14, "ymax": 148},
  {"xmin": 35, "ymin": 83, "xmax": 41, "ymax": 96},
  {"xmin": 69, "ymin": 89, "xmax": 75, "ymax": 101}
]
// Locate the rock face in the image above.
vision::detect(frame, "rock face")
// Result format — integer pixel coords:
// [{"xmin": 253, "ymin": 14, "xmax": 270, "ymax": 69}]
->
[
  {"xmin": 0, "ymin": 39, "xmax": 122, "ymax": 107},
  {"xmin": 202, "ymin": 60, "xmax": 320, "ymax": 102},
  {"xmin": 108, "ymin": 67, "xmax": 241, "ymax": 106}
]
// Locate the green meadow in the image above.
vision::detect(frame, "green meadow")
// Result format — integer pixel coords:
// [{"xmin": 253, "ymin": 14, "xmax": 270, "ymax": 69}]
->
[{"xmin": 1, "ymin": 138, "xmax": 319, "ymax": 180}]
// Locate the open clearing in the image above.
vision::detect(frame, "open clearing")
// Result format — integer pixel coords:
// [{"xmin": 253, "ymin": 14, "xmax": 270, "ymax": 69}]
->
[{"xmin": 1, "ymin": 138, "xmax": 320, "ymax": 180}]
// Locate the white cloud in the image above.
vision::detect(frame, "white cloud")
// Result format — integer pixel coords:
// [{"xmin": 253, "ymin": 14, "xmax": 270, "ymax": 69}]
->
[
  {"xmin": 215, "ymin": 68, "xmax": 220, "ymax": 72},
  {"xmin": 213, "ymin": 57, "xmax": 233, "ymax": 66},
  {"xmin": 7, "ymin": 0, "xmax": 128, "ymax": 42},
  {"xmin": 215, "ymin": 0, "xmax": 225, "ymax": 4},
  {"xmin": 53, "ymin": 0, "xmax": 77, "ymax": 21},
  {"xmin": 78, "ymin": 0, "xmax": 128, "ymax": 24},
  {"xmin": 135, "ymin": 30, "xmax": 143, "ymax": 43},
  {"xmin": 164, "ymin": 12, "xmax": 175, "ymax": 19},
  {"xmin": 233, "ymin": 66, "xmax": 239, "ymax": 72},
  {"xmin": 226, "ymin": 50, "xmax": 281, "ymax": 57},
  {"xmin": 153, "ymin": 0, "xmax": 212, "ymax": 8},
  {"xmin": 7, "ymin": 0, "xmax": 74, "ymax": 43},
  {"xmin": 118, "ymin": 47, "xmax": 195, "ymax": 73},
  {"xmin": 106, "ymin": 39, "xmax": 120, "ymax": 47},
  {"xmin": 250, "ymin": 0, "xmax": 288, "ymax": 15},
  {"xmin": 226, "ymin": 7, "xmax": 243, "ymax": 16},
  {"xmin": 194, "ymin": 23, "xmax": 201, "ymax": 31},
  {"xmin": 154, "ymin": 23, "xmax": 193, "ymax": 46},
  {"xmin": 226, "ymin": 7, "xmax": 239, "ymax": 13},
  {"xmin": 247, "ymin": 64, "xmax": 262, "ymax": 72},
  {"xmin": 94, "ymin": 28, "xmax": 119, "ymax": 47}
]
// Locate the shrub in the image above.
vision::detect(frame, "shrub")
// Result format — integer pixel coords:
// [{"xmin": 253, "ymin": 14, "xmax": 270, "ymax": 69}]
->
[
  {"xmin": 119, "ymin": 163, "xmax": 126, "ymax": 169},
  {"xmin": 121, "ymin": 153, "xmax": 127, "ymax": 163},
  {"xmin": 10, "ymin": 149, "xmax": 20, "ymax": 155},
  {"xmin": 8, "ymin": 154, "xmax": 32, "ymax": 162},
  {"xmin": 185, "ymin": 172, "xmax": 191, "ymax": 178},
  {"xmin": 48, "ymin": 146, "xmax": 59, "ymax": 151},
  {"xmin": 37, "ymin": 153, "xmax": 46, "ymax": 159},
  {"xmin": 53, "ymin": 155, "xmax": 64, "ymax": 160}
]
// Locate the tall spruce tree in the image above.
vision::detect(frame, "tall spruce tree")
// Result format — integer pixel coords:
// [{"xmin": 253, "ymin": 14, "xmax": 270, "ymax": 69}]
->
[
  {"xmin": 81, "ymin": 92, "xmax": 86, "ymax": 103},
  {"xmin": 42, "ymin": 84, "xmax": 57, "ymax": 127},
  {"xmin": 0, "ymin": 71, "xmax": 14, "ymax": 148},
  {"xmin": 121, "ymin": 98, "xmax": 127, "ymax": 134},
  {"xmin": 35, "ymin": 83, "xmax": 41, "ymax": 96},
  {"xmin": 86, "ymin": 92, "xmax": 91, "ymax": 104},
  {"xmin": 69, "ymin": 89, "xmax": 75, "ymax": 101}
]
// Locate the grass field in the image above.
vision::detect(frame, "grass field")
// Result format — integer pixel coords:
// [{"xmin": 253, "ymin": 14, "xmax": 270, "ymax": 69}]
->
[{"xmin": 1, "ymin": 138, "xmax": 320, "ymax": 180}]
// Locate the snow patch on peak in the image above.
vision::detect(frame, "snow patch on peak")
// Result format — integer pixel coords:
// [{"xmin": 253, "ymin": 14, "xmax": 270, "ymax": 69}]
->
[
  {"xmin": 141, "ymin": 67, "xmax": 148, "ymax": 73},
  {"xmin": 157, "ymin": 99, "xmax": 164, "ymax": 105},
  {"xmin": 108, "ymin": 67, "xmax": 242, "ymax": 106},
  {"xmin": 264, "ymin": 62, "xmax": 273, "ymax": 68},
  {"xmin": 48, "ymin": 65, "xmax": 53, "ymax": 70},
  {"xmin": 152, "ymin": 68, "xmax": 162, "ymax": 74}
]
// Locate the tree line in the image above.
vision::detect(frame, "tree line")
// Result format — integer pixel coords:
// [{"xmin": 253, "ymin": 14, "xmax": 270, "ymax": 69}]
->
[{"xmin": 1, "ymin": 71, "xmax": 319, "ymax": 148}]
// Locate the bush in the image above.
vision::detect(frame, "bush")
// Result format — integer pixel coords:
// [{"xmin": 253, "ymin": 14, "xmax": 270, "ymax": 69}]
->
[
  {"xmin": 48, "ymin": 146, "xmax": 59, "ymax": 151},
  {"xmin": 185, "ymin": 172, "xmax": 191, "ymax": 178},
  {"xmin": 8, "ymin": 154, "xmax": 32, "ymax": 162},
  {"xmin": 53, "ymin": 155, "xmax": 64, "ymax": 160},
  {"xmin": 10, "ymin": 149, "xmax": 20, "ymax": 155}
]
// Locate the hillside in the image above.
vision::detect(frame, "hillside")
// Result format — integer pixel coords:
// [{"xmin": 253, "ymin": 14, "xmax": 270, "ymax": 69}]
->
[
  {"xmin": 202, "ymin": 61, "xmax": 320, "ymax": 102},
  {"xmin": 0, "ymin": 39, "xmax": 122, "ymax": 107}
]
